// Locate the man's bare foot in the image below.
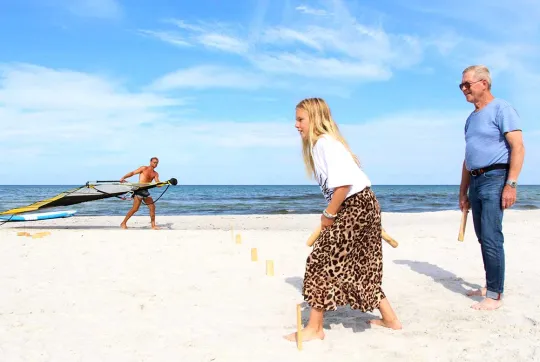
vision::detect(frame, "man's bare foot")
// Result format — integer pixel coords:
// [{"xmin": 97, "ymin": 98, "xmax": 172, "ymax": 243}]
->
[
  {"xmin": 368, "ymin": 318, "xmax": 402, "ymax": 330},
  {"xmin": 120, "ymin": 223, "xmax": 127, "ymax": 229},
  {"xmin": 471, "ymin": 298, "xmax": 503, "ymax": 310},
  {"xmin": 284, "ymin": 327, "xmax": 325, "ymax": 342},
  {"xmin": 466, "ymin": 287, "xmax": 486, "ymax": 297},
  {"xmin": 152, "ymin": 225, "xmax": 160, "ymax": 230}
]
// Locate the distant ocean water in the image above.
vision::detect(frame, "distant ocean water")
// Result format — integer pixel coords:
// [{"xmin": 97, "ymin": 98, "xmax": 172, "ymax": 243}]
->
[{"xmin": 0, "ymin": 185, "xmax": 539, "ymax": 216}]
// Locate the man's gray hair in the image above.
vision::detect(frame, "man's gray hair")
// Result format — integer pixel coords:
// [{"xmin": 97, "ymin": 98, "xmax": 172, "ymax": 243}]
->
[{"xmin": 462, "ymin": 65, "xmax": 492, "ymax": 90}]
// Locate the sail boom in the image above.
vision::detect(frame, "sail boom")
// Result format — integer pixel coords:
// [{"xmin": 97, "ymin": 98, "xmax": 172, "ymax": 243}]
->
[{"xmin": 0, "ymin": 178, "xmax": 177, "ymax": 216}]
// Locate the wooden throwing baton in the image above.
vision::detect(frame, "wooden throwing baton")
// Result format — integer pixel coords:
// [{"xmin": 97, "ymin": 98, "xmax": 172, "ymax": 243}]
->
[
  {"xmin": 458, "ymin": 208, "xmax": 469, "ymax": 242},
  {"xmin": 306, "ymin": 225, "xmax": 399, "ymax": 248}
]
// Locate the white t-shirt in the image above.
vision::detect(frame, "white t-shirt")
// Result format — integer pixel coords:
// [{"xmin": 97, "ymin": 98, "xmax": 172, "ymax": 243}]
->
[{"xmin": 312, "ymin": 134, "xmax": 371, "ymax": 202}]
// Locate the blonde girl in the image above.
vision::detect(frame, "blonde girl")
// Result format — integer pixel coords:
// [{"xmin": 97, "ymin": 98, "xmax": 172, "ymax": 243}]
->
[{"xmin": 285, "ymin": 98, "xmax": 401, "ymax": 343}]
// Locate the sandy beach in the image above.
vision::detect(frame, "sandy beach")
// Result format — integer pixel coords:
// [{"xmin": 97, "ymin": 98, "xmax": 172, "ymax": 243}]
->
[{"xmin": 1, "ymin": 210, "xmax": 539, "ymax": 362}]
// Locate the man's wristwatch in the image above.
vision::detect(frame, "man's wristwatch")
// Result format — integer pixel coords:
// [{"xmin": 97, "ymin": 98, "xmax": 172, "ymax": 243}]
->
[{"xmin": 506, "ymin": 180, "xmax": 517, "ymax": 188}]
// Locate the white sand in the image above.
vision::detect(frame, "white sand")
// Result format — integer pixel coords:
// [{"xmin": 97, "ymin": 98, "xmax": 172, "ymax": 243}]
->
[{"xmin": 1, "ymin": 210, "xmax": 540, "ymax": 362}]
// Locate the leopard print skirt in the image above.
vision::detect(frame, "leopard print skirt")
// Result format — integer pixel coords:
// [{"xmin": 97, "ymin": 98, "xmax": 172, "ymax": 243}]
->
[{"xmin": 303, "ymin": 187, "xmax": 386, "ymax": 312}]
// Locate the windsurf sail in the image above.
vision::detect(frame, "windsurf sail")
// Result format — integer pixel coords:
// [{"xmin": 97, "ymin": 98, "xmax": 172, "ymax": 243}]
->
[{"xmin": 0, "ymin": 178, "xmax": 177, "ymax": 216}]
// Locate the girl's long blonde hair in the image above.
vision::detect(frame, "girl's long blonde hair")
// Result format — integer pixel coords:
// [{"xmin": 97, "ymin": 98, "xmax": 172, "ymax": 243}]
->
[{"xmin": 296, "ymin": 97, "xmax": 360, "ymax": 179}]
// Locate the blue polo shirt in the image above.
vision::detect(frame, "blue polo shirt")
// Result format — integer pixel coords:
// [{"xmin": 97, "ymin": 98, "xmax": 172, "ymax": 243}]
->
[{"xmin": 464, "ymin": 98, "xmax": 521, "ymax": 171}]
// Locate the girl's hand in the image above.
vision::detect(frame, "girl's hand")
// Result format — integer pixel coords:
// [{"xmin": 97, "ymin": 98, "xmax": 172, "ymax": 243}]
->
[{"xmin": 321, "ymin": 214, "xmax": 334, "ymax": 229}]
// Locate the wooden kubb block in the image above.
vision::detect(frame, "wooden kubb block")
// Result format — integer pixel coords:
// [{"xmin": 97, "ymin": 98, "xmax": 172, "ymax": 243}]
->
[
  {"xmin": 251, "ymin": 248, "xmax": 258, "ymax": 261},
  {"xmin": 266, "ymin": 260, "xmax": 274, "ymax": 276}
]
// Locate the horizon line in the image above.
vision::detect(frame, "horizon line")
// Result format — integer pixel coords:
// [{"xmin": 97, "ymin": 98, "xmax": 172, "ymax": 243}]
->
[{"xmin": 1, "ymin": 183, "xmax": 539, "ymax": 187}]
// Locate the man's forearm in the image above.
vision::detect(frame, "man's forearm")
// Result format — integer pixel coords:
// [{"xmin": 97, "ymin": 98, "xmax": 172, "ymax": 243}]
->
[
  {"xmin": 122, "ymin": 172, "xmax": 133, "ymax": 179},
  {"xmin": 326, "ymin": 186, "xmax": 351, "ymax": 215},
  {"xmin": 459, "ymin": 160, "xmax": 470, "ymax": 196},
  {"xmin": 508, "ymin": 144, "xmax": 525, "ymax": 181}
]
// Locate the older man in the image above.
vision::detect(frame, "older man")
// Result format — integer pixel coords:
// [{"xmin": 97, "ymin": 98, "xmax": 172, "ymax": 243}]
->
[{"xmin": 458, "ymin": 65, "xmax": 525, "ymax": 310}]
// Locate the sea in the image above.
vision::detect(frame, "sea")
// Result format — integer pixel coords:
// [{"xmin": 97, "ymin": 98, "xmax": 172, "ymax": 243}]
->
[{"xmin": 1, "ymin": 184, "xmax": 539, "ymax": 216}]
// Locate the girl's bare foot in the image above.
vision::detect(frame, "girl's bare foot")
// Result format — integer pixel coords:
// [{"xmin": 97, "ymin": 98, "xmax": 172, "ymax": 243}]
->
[
  {"xmin": 120, "ymin": 223, "xmax": 127, "ymax": 229},
  {"xmin": 373, "ymin": 298, "xmax": 402, "ymax": 330},
  {"xmin": 284, "ymin": 327, "xmax": 325, "ymax": 342},
  {"xmin": 285, "ymin": 306, "xmax": 324, "ymax": 343},
  {"xmin": 466, "ymin": 287, "xmax": 486, "ymax": 297},
  {"xmin": 368, "ymin": 318, "xmax": 402, "ymax": 330}
]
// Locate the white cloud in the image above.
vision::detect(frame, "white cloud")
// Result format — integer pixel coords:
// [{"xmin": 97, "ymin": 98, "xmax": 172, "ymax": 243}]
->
[
  {"xmin": 140, "ymin": 19, "xmax": 249, "ymax": 55},
  {"xmin": 0, "ymin": 63, "xmax": 184, "ymax": 152},
  {"xmin": 250, "ymin": 53, "xmax": 391, "ymax": 80},
  {"xmin": 295, "ymin": 5, "xmax": 329, "ymax": 16},
  {"xmin": 149, "ymin": 65, "xmax": 267, "ymax": 91},
  {"xmin": 0, "ymin": 63, "xmax": 298, "ymax": 183},
  {"xmin": 141, "ymin": 0, "xmax": 425, "ymax": 85},
  {"xmin": 136, "ymin": 0, "xmax": 540, "ymax": 105},
  {"xmin": 1, "ymin": 63, "xmax": 538, "ymax": 185},
  {"xmin": 409, "ymin": 0, "xmax": 540, "ymax": 126},
  {"xmin": 341, "ymin": 112, "xmax": 468, "ymax": 177},
  {"xmin": 336, "ymin": 111, "xmax": 537, "ymax": 185},
  {"xmin": 0, "ymin": 63, "xmax": 181, "ymax": 111},
  {"xmin": 261, "ymin": 27, "xmax": 324, "ymax": 51},
  {"xmin": 3, "ymin": 0, "xmax": 539, "ymax": 185},
  {"xmin": 165, "ymin": 19, "xmax": 206, "ymax": 33},
  {"xmin": 195, "ymin": 33, "xmax": 248, "ymax": 54},
  {"xmin": 138, "ymin": 30, "xmax": 191, "ymax": 47},
  {"xmin": 148, "ymin": 64, "xmax": 352, "ymax": 95}
]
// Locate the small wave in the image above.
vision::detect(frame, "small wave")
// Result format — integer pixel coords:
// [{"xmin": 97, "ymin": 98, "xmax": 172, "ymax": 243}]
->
[
  {"xmin": 515, "ymin": 204, "xmax": 540, "ymax": 210},
  {"xmin": 255, "ymin": 194, "xmax": 323, "ymax": 201},
  {"xmin": 381, "ymin": 192, "xmax": 456, "ymax": 198},
  {"xmin": 268, "ymin": 209, "xmax": 295, "ymax": 214}
]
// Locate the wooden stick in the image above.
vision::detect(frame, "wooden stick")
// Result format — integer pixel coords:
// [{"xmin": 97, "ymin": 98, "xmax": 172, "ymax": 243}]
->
[
  {"xmin": 306, "ymin": 226, "xmax": 322, "ymax": 247},
  {"xmin": 266, "ymin": 260, "xmax": 274, "ymax": 276},
  {"xmin": 296, "ymin": 303, "xmax": 303, "ymax": 350},
  {"xmin": 35, "ymin": 231, "xmax": 51, "ymax": 237},
  {"xmin": 251, "ymin": 248, "xmax": 258, "ymax": 261},
  {"xmin": 381, "ymin": 228, "xmax": 398, "ymax": 248},
  {"xmin": 306, "ymin": 225, "xmax": 399, "ymax": 248},
  {"xmin": 458, "ymin": 209, "xmax": 469, "ymax": 242}
]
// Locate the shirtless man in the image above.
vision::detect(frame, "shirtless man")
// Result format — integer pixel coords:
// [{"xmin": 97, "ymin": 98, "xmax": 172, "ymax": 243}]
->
[{"xmin": 119, "ymin": 157, "xmax": 161, "ymax": 230}]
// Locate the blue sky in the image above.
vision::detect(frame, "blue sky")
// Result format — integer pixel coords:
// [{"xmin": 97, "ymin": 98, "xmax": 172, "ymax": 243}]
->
[{"xmin": 0, "ymin": 0, "xmax": 539, "ymax": 185}]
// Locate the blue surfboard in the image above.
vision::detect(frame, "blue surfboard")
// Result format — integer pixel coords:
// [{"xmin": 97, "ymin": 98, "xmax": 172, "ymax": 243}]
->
[{"xmin": 0, "ymin": 210, "xmax": 77, "ymax": 222}]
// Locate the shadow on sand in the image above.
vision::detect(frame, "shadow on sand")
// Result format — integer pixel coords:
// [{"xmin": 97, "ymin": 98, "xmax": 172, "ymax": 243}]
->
[
  {"xmin": 285, "ymin": 276, "xmax": 379, "ymax": 334},
  {"xmin": 393, "ymin": 259, "xmax": 483, "ymax": 300}
]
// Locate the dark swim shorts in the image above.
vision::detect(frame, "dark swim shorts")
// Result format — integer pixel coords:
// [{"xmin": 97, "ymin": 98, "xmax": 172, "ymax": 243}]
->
[{"xmin": 133, "ymin": 189, "xmax": 151, "ymax": 199}]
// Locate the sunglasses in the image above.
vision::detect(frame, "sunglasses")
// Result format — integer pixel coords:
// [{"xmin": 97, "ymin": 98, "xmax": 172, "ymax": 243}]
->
[{"xmin": 459, "ymin": 79, "xmax": 483, "ymax": 90}]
